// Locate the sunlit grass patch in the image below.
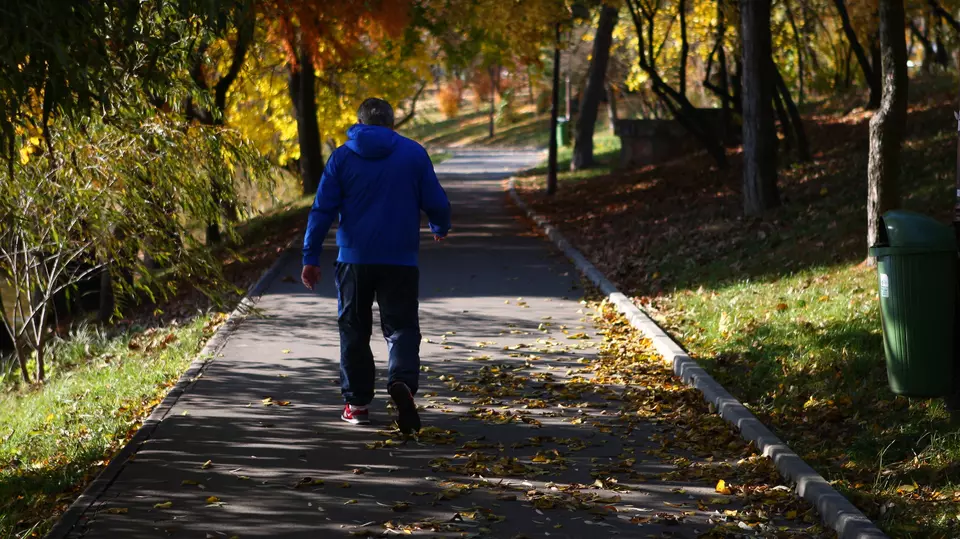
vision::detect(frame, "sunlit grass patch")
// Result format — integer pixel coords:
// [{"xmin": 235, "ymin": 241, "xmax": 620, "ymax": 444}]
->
[{"xmin": 0, "ymin": 314, "xmax": 222, "ymax": 538}]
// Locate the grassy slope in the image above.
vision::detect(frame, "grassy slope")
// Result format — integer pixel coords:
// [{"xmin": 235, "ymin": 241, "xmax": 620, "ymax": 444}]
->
[
  {"xmin": 400, "ymin": 92, "xmax": 552, "ymax": 149},
  {"xmin": 0, "ymin": 195, "xmax": 312, "ymax": 538},
  {"xmin": 517, "ymin": 80, "xmax": 960, "ymax": 537}
]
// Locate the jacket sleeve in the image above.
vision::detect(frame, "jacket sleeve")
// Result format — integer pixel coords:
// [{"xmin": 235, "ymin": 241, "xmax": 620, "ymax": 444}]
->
[
  {"xmin": 302, "ymin": 154, "xmax": 341, "ymax": 266},
  {"xmin": 420, "ymin": 152, "xmax": 451, "ymax": 237}
]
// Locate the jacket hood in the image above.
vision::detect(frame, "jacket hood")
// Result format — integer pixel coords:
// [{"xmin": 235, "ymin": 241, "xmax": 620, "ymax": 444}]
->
[{"xmin": 345, "ymin": 124, "xmax": 397, "ymax": 160}]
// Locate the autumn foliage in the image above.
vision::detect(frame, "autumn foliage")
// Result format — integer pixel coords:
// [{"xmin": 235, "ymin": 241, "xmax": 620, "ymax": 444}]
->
[{"xmin": 438, "ymin": 81, "xmax": 464, "ymax": 119}]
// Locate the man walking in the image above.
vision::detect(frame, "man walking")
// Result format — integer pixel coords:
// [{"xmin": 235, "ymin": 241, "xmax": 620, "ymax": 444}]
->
[{"xmin": 301, "ymin": 98, "xmax": 451, "ymax": 435}]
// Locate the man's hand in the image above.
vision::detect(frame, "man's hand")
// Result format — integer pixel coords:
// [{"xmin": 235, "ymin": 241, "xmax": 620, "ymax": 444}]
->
[{"xmin": 301, "ymin": 265, "xmax": 322, "ymax": 290}]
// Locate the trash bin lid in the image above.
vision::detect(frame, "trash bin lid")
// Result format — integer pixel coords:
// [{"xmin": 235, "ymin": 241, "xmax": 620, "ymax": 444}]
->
[{"xmin": 876, "ymin": 210, "xmax": 956, "ymax": 252}]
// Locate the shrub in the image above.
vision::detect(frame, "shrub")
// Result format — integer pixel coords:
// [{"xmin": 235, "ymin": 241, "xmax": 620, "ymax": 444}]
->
[{"xmin": 438, "ymin": 81, "xmax": 463, "ymax": 119}]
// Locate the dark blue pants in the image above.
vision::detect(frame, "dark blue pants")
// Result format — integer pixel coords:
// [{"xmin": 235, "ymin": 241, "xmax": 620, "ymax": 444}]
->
[{"xmin": 335, "ymin": 263, "xmax": 420, "ymax": 406}]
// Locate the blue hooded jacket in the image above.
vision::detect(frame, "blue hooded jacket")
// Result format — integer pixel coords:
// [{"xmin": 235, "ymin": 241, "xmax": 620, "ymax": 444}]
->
[{"xmin": 302, "ymin": 124, "xmax": 451, "ymax": 267}]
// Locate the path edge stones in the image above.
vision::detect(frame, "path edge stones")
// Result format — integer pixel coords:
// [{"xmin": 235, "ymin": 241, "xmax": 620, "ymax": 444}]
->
[
  {"xmin": 45, "ymin": 240, "xmax": 300, "ymax": 539},
  {"xmin": 507, "ymin": 179, "xmax": 887, "ymax": 539}
]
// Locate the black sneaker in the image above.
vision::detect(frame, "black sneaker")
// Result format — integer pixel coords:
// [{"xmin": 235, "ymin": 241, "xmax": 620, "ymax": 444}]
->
[{"xmin": 388, "ymin": 382, "xmax": 421, "ymax": 434}]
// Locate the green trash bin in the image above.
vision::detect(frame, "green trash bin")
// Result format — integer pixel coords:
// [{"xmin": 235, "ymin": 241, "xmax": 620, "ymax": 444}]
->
[
  {"xmin": 557, "ymin": 118, "xmax": 570, "ymax": 147},
  {"xmin": 869, "ymin": 210, "xmax": 957, "ymax": 397}
]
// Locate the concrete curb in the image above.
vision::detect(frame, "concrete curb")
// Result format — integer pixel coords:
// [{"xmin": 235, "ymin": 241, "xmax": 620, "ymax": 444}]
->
[
  {"xmin": 45, "ymin": 239, "xmax": 300, "ymax": 539},
  {"xmin": 507, "ymin": 180, "xmax": 887, "ymax": 539}
]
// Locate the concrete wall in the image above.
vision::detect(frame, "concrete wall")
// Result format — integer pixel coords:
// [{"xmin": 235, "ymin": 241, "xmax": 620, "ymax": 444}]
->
[{"xmin": 614, "ymin": 108, "xmax": 736, "ymax": 169}]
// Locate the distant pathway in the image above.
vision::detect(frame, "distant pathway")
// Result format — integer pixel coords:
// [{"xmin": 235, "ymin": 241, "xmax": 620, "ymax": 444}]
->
[{"xmin": 62, "ymin": 149, "xmax": 804, "ymax": 538}]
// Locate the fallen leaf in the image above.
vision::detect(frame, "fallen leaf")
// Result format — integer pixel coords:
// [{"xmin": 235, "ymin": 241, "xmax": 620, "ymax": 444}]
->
[
  {"xmin": 715, "ymin": 479, "xmax": 732, "ymax": 495},
  {"xmin": 154, "ymin": 501, "xmax": 173, "ymax": 509}
]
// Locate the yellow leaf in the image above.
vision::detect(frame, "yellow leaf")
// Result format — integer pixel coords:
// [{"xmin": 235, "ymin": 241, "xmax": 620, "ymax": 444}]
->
[
  {"xmin": 154, "ymin": 501, "xmax": 173, "ymax": 509},
  {"xmin": 281, "ymin": 349, "xmax": 291, "ymax": 354},
  {"xmin": 205, "ymin": 496, "xmax": 221, "ymax": 504},
  {"xmin": 715, "ymin": 479, "xmax": 732, "ymax": 495},
  {"xmin": 897, "ymin": 484, "xmax": 917, "ymax": 493},
  {"xmin": 786, "ymin": 510, "xmax": 798, "ymax": 519},
  {"xmin": 105, "ymin": 507, "xmax": 128, "ymax": 514},
  {"xmin": 201, "ymin": 460, "xmax": 213, "ymax": 469},
  {"xmin": 344, "ymin": 499, "xmax": 358, "ymax": 504}
]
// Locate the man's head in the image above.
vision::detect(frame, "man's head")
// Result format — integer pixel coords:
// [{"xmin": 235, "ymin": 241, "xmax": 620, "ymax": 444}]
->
[{"xmin": 357, "ymin": 98, "xmax": 395, "ymax": 128}]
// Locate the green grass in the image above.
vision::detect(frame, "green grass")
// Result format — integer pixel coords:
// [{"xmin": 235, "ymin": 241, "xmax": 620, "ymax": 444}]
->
[
  {"xmin": 429, "ymin": 149, "xmax": 452, "ymax": 165},
  {"xmin": 400, "ymin": 101, "xmax": 551, "ymax": 149},
  {"xmin": 0, "ymin": 184, "xmax": 313, "ymax": 539},
  {"xmin": 648, "ymin": 262, "xmax": 960, "ymax": 537},
  {"xmin": 519, "ymin": 128, "xmax": 622, "ymax": 185},
  {"xmin": 514, "ymin": 79, "xmax": 960, "ymax": 536},
  {"xmin": 0, "ymin": 316, "xmax": 216, "ymax": 538}
]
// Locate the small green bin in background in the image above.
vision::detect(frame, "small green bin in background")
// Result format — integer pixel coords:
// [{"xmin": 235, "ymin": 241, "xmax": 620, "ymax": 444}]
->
[
  {"xmin": 869, "ymin": 210, "xmax": 957, "ymax": 398},
  {"xmin": 557, "ymin": 117, "xmax": 570, "ymax": 147}
]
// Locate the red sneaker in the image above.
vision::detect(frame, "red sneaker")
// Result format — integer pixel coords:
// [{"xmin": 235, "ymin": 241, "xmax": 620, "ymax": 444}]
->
[
  {"xmin": 388, "ymin": 382, "xmax": 421, "ymax": 434},
  {"xmin": 341, "ymin": 404, "xmax": 370, "ymax": 425}
]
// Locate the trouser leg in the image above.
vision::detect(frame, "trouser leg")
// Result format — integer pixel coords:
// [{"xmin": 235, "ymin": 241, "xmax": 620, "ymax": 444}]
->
[
  {"xmin": 336, "ymin": 263, "xmax": 376, "ymax": 406},
  {"xmin": 375, "ymin": 265, "xmax": 421, "ymax": 395}
]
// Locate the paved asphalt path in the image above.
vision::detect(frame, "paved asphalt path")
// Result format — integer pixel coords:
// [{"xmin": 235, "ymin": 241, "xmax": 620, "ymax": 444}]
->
[{"xmin": 64, "ymin": 149, "xmax": 770, "ymax": 538}]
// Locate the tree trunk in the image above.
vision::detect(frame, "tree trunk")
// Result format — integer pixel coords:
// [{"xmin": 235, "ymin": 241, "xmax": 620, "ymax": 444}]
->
[
  {"xmin": 843, "ymin": 43, "xmax": 853, "ymax": 88},
  {"xmin": 733, "ymin": 57, "xmax": 743, "ymax": 115},
  {"xmin": 717, "ymin": 0, "xmax": 732, "ymax": 144},
  {"xmin": 200, "ymin": 8, "xmax": 253, "ymax": 245},
  {"xmin": 867, "ymin": 0, "xmax": 908, "ymax": 261},
  {"xmin": 625, "ymin": 0, "xmax": 728, "ymax": 167},
  {"xmin": 488, "ymin": 65, "xmax": 496, "ymax": 138},
  {"xmin": 98, "ymin": 267, "xmax": 115, "ymax": 322},
  {"xmin": 547, "ymin": 23, "xmax": 561, "ymax": 196},
  {"xmin": 0, "ymin": 296, "xmax": 25, "ymax": 383},
  {"xmin": 774, "ymin": 67, "xmax": 811, "ymax": 161},
  {"xmin": 741, "ymin": 0, "xmax": 780, "ymax": 215},
  {"xmin": 291, "ymin": 44, "xmax": 324, "ymax": 196},
  {"xmin": 679, "ymin": 0, "xmax": 689, "ymax": 97},
  {"xmin": 785, "ymin": 0, "xmax": 805, "ymax": 106},
  {"xmin": 572, "ymin": 4, "xmax": 618, "ymax": 171},
  {"xmin": 936, "ymin": 20, "xmax": 950, "ymax": 66},
  {"xmin": 36, "ymin": 342, "xmax": 45, "ymax": 382},
  {"xmin": 394, "ymin": 82, "xmax": 427, "ymax": 129},
  {"xmin": 910, "ymin": 20, "xmax": 936, "ymax": 72},
  {"xmin": 772, "ymin": 85, "xmax": 791, "ymax": 152},
  {"xmin": 833, "ymin": 0, "xmax": 882, "ymax": 109},
  {"xmin": 931, "ymin": 0, "xmax": 960, "ymax": 32},
  {"xmin": 606, "ymin": 83, "xmax": 618, "ymax": 134},
  {"xmin": 528, "ymin": 67, "xmax": 535, "ymax": 104},
  {"xmin": 16, "ymin": 342, "xmax": 30, "ymax": 384}
]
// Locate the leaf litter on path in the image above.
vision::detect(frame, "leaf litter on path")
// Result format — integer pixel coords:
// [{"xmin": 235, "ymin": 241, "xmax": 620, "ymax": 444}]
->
[{"xmin": 341, "ymin": 299, "xmax": 832, "ymax": 538}]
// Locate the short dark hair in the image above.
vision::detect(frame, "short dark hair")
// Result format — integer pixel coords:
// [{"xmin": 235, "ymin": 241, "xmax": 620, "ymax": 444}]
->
[{"xmin": 357, "ymin": 98, "xmax": 394, "ymax": 128}]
